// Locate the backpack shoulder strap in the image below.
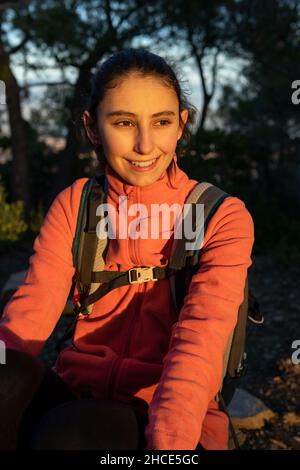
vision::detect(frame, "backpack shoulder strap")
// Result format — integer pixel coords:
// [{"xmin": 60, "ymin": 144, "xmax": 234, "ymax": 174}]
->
[
  {"xmin": 169, "ymin": 181, "xmax": 230, "ymax": 314},
  {"xmin": 169, "ymin": 180, "xmax": 249, "ymax": 388},
  {"xmin": 72, "ymin": 173, "xmax": 108, "ymax": 316}
]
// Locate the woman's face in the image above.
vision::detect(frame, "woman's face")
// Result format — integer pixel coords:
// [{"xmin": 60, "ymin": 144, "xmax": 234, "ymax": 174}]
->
[{"xmin": 83, "ymin": 74, "xmax": 188, "ymax": 187}]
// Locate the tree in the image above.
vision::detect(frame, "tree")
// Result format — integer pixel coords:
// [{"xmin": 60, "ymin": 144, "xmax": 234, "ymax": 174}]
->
[
  {"xmin": 218, "ymin": 0, "xmax": 300, "ymax": 199},
  {"xmin": 148, "ymin": 0, "xmax": 238, "ymax": 133},
  {"xmin": 0, "ymin": 1, "xmax": 32, "ymax": 215}
]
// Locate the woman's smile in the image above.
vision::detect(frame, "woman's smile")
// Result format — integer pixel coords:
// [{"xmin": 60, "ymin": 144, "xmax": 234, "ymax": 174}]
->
[{"xmin": 125, "ymin": 155, "xmax": 161, "ymax": 172}]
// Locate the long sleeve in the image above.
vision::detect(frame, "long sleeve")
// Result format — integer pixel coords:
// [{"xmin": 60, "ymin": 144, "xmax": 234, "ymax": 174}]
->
[
  {"xmin": 144, "ymin": 196, "xmax": 255, "ymax": 450},
  {"xmin": 0, "ymin": 179, "xmax": 86, "ymax": 357}
]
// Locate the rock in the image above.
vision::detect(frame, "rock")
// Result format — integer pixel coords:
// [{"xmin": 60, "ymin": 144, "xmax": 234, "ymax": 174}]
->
[
  {"xmin": 270, "ymin": 438, "xmax": 288, "ymax": 450},
  {"xmin": 278, "ymin": 358, "xmax": 300, "ymax": 375},
  {"xmin": 283, "ymin": 412, "xmax": 300, "ymax": 426},
  {"xmin": 228, "ymin": 388, "xmax": 276, "ymax": 430},
  {"xmin": 275, "ymin": 429, "xmax": 300, "ymax": 450}
]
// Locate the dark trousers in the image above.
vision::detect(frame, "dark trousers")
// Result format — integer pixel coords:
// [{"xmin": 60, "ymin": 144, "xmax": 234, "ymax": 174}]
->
[{"xmin": 0, "ymin": 348, "xmax": 148, "ymax": 450}]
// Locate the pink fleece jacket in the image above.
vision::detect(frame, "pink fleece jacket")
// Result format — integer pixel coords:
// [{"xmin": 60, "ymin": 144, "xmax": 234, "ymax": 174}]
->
[{"xmin": 0, "ymin": 154, "xmax": 255, "ymax": 450}]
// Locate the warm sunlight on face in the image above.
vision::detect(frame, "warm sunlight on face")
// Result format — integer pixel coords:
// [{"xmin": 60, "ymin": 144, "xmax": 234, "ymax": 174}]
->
[{"xmin": 89, "ymin": 74, "xmax": 188, "ymax": 187}]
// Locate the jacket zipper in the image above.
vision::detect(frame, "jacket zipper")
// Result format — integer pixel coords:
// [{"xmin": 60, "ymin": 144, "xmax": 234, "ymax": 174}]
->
[
  {"xmin": 131, "ymin": 186, "xmax": 141, "ymax": 266},
  {"xmin": 106, "ymin": 186, "xmax": 145, "ymax": 397},
  {"xmin": 106, "ymin": 282, "xmax": 144, "ymax": 399},
  {"xmin": 122, "ymin": 184, "xmax": 144, "ymax": 355},
  {"xmin": 122, "ymin": 282, "xmax": 144, "ymax": 358},
  {"xmin": 106, "ymin": 284, "xmax": 144, "ymax": 398}
]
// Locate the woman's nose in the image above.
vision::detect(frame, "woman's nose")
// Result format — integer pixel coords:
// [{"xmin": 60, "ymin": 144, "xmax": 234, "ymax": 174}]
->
[{"xmin": 133, "ymin": 127, "xmax": 155, "ymax": 155}]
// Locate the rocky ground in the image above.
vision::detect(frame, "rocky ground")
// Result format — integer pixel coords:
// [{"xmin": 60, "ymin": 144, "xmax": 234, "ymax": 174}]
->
[
  {"xmin": 237, "ymin": 254, "xmax": 300, "ymax": 450},
  {"xmin": 0, "ymin": 241, "xmax": 299, "ymax": 450}
]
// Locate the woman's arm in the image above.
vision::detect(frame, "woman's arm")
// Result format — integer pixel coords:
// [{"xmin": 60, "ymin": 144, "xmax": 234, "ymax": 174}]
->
[
  {"xmin": 144, "ymin": 195, "xmax": 255, "ymax": 450},
  {"xmin": 0, "ymin": 179, "xmax": 87, "ymax": 357}
]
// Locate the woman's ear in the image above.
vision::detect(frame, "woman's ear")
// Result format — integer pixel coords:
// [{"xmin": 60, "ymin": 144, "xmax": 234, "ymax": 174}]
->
[
  {"xmin": 82, "ymin": 111, "xmax": 101, "ymax": 146},
  {"xmin": 177, "ymin": 108, "xmax": 189, "ymax": 141}
]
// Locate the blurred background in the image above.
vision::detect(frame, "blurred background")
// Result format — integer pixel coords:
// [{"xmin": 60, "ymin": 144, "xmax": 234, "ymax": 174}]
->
[{"xmin": 0, "ymin": 0, "xmax": 300, "ymax": 450}]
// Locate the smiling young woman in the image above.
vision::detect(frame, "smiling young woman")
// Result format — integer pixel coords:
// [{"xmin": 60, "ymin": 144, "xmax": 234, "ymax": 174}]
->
[{"xmin": 0, "ymin": 48, "xmax": 254, "ymax": 451}]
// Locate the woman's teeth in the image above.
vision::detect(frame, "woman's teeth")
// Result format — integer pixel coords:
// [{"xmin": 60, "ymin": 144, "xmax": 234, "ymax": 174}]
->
[{"xmin": 130, "ymin": 158, "xmax": 158, "ymax": 167}]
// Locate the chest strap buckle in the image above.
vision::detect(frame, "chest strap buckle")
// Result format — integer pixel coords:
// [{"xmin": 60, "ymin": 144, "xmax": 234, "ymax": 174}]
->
[{"xmin": 128, "ymin": 267, "xmax": 158, "ymax": 284}]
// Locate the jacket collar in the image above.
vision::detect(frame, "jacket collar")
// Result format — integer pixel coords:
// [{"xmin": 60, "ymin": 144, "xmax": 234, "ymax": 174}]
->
[{"xmin": 104, "ymin": 153, "xmax": 190, "ymax": 205}]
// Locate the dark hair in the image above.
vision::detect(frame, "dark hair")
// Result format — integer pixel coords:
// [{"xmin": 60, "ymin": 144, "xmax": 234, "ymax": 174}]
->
[{"xmin": 81, "ymin": 48, "xmax": 198, "ymax": 182}]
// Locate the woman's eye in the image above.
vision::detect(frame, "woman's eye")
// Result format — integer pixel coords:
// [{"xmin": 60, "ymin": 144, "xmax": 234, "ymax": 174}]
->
[
  {"xmin": 156, "ymin": 120, "xmax": 171, "ymax": 126},
  {"xmin": 115, "ymin": 120, "xmax": 133, "ymax": 127},
  {"xmin": 114, "ymin": 119, "xmax": 171, "ymax": 127}
]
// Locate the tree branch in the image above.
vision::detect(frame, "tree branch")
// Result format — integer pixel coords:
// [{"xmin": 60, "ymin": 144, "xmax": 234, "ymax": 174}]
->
[
  {"xmin": 19, "ymin": 80, "xmax": 73, "ymax": 90},
  {"xmin": 187, "ymin": 27, "xmax": 207, "ymax": 99},
  {"xmin": 210, "ymin": 47, "xmax": 220, "ymax": 98}
]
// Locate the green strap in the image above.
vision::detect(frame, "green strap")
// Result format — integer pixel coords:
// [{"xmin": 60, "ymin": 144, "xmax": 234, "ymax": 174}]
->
[{"xmin": 72, "ymin": 179, "xmax": 91, "ymax": 269}]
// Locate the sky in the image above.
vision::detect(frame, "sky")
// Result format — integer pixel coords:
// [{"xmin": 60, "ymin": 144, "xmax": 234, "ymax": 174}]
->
[{"xmin": 0, "ymin": 29, "xmax": 247, "ymax": 142}]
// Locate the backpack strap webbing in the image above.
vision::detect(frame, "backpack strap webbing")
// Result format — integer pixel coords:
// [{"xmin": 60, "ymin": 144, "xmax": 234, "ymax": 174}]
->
[
  {"xmin": 169, "ymin": 182, "xmax": 230, "ymax": 314},
  {"xmin": 61, "ymin": 175, "xmax": 107, "ymax": 342},
  {"xmin": 72, "ymin": 173, "xmax": 108, "ymax": 316}
]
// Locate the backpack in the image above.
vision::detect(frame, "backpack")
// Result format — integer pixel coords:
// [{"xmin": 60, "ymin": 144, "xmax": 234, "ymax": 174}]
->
[{"xmin": 62, "ymin": 173, "xmax": 264, "ymax": 450}]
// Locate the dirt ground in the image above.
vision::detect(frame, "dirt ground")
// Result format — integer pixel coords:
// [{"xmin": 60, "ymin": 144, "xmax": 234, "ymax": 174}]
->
[{"xmin": 0, "ymin": 242, "xmax": 299, "ymax": 450}]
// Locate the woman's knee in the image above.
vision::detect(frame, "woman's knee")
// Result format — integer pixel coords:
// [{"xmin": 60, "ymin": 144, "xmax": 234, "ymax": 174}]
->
[
  {"xmin": 29, "ymin": 399, "xmax": 140, "ymax": 450},
  {"xmin": 0, "ymin": 348, "xmax": 47, "ymax": 450}
]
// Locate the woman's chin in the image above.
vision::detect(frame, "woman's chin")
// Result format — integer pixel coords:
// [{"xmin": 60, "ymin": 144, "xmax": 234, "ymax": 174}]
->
[{"xmin": 124, "ymin": 175, "xmax": 157, "ymax": 187}]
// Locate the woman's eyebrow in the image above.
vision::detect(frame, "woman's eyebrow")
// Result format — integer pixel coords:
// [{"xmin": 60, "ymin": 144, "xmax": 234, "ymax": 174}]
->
[{"xmin": 106, "ymin": 110, "xmax": 176, "ymax": 118}]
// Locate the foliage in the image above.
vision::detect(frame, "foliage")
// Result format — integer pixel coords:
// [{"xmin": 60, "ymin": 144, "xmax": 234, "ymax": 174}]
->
[
  {"xmin": 248, "ymin": 192, "xmax": 300, "ymax": 266},
  {"xmin": 178, "ymin": 127, "xmax": 300, "ymax": 264},
  {"xmin": 0, "ymin": 176, "xmax": 28, "ymax": 242},
  {"xmin": 28, "ymin": 200, "xmax": 45, "ymax": 234}
]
